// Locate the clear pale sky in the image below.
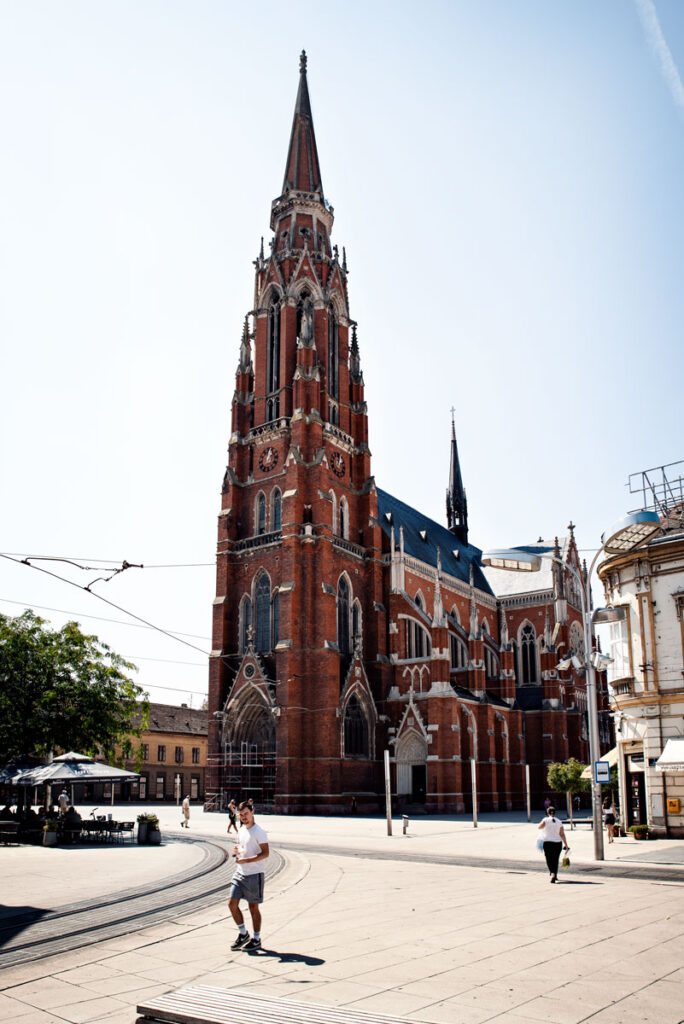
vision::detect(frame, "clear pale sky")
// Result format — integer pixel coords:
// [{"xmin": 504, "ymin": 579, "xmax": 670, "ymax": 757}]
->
[{"xmin": 1, "ymin": 1, "xmax": 683, "ymax": 706}]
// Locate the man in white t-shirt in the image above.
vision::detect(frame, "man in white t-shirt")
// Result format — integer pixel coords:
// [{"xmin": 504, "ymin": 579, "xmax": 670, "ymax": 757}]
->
[{"xmin": 228, "ymin": 801, "xmax": 269, "ymax": 951}]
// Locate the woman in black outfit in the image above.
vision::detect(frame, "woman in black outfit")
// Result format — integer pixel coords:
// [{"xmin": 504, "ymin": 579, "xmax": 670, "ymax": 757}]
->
[{"xmin": 537, "ymin": 805, "xmax": 569, "ymax": 882}]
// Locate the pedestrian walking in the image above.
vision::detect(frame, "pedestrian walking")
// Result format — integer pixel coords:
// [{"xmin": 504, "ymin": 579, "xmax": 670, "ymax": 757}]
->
[
  {"xmin": 181, "ymin": 795, "xmax": 190, "ymax": 828},
  {"xmin": 226, "ymin": 799, "xmax": 238, "ymax": 834},
  {"xmin": 228, "ymin": 800, "xmax": 269, "ymax": 952},
  {"xmin": 58, "ymin": 789, "xmax": 69, "ymax": 815},
  {"xmin": 603, "ymin": 797, "xmax": 617, "ymax": 844},
  {"xmin": 537, "ymin": 805, "xmax": 569, "ymax": 883}
]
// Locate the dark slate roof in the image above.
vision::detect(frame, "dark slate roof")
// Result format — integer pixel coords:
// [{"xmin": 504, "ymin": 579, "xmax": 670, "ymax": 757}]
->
[
  {"xmin": 135, "ymin": 702, "xmax": 208, "ymax": 736},
  {"xmin": 376, "ymin": 488, "xmax": 493, "ymax": 596}
]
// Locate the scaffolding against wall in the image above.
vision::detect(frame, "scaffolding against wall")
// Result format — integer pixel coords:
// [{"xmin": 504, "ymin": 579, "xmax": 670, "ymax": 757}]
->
[{"xmin": 206, "ymin": 742, "xmax": 276, "ymax": 812}]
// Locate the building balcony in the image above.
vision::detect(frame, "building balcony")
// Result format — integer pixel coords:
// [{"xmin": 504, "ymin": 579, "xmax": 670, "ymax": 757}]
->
[
  {"xmin": 233, "ymin": 531, "xmax": 282, "ymax": 552},
  {"xmin": 332, "ymin": 535, "xmax": 366, "ymax": 559},
  {"xmin": 611, "ymin": 677, "xmax": 636, "ymax": 697}
]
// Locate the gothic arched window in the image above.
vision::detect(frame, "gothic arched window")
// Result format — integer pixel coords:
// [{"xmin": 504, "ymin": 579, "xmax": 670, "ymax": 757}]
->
[
  {"xmin": 344, "ymin": 694, "xmax": 369, "ymax": 757},
  {"xmin": 485, "ymin": 647, "xmax": 500, "ymax": 679},
  {"xmin": 450, "ymin": 633, "xmax": 468, "ymax": 670},
  {"xmin": 239, "ymin": 595, "xmax": 252, "ymax": 653},
  {"xmin": 271, "ymin": 488, "xmax": 282, "ymax": 532},
  {"xmin": 256, "ymin": 493, "xmax": 266, "ymax": 536},
  {"xmin": 406, "ymin": 619, "xmax": 431, "ymax": 659},
  {"xmin": 328, "ymin": 304, "xmax": 339, "ymax": 403},
  {"xmin": 337, "ymin": 576, "xmax": 351, "ymax": 655},
  {"xmin": 520, "ymin": 623, "xmax": 538, "ymax": 684},
  {"xmin": 266, "ymin": 297, "xmax": 280, "ymax": 421},
  {"xmin": 254, "ymin": 573, "xmax": 271, "ymax": 652}
]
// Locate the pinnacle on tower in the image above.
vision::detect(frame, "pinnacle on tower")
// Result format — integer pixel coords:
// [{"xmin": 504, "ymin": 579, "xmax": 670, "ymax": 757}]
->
[
  {"xmin": 282, "ymin": 50, "xmax": 324, "ymax": 198},
  {"xmin": 446, "ymin": 409, "xmax": 469, "ymax": 545}
]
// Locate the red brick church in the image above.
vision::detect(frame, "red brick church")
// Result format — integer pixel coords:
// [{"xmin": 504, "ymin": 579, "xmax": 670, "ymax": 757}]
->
[{"xmin": 206, "ymin": 54, "xmax": 611, "ymax": 814}]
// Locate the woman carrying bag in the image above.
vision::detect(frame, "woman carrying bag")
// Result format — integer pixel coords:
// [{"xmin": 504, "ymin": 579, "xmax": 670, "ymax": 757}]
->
[{"xmin": 537, "ymin": 805, "xmax": 569, "ymax": 883}]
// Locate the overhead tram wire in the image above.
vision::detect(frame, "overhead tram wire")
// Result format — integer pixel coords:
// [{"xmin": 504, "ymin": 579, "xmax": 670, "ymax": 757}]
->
[
  {"xmin": 0, "ymin": 553, "xmax": 210, "ymax": 658},
  {"xmin": 1, "ymin": 552, "xmax": 215, "ymax": 568}
]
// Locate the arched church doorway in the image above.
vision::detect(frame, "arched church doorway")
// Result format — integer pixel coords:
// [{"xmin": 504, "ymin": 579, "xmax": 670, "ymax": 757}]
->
[
  {"xmin": 223, "ymin": 692, "xmax": 276, "ymax": 810},
  {"xmin": 396, "ymin": 729, "xmax": 427, "ymax": 805}
]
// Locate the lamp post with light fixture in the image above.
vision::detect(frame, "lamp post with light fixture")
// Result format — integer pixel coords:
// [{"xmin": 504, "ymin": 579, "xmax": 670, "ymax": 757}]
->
[{"xmin": 483, "ymin": 510, "xmax": 661, "ymax": 861}]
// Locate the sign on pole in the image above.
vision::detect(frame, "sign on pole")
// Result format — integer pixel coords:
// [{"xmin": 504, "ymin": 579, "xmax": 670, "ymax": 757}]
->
[{"xmin": 595, "ymin": 761, "xmax": 611, "ymax": 785}]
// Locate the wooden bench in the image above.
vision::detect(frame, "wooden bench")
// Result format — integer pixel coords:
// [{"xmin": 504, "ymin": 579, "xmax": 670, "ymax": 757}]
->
[{"xmin": 138, "ymin": 986, "xmax": 431, "ymax": 1024}]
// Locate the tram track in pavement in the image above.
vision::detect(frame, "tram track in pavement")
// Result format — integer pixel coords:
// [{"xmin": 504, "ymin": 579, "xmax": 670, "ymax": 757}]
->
[{"xmin": 0, "ymin": 835, "xmax": 283, "ymax": 969}]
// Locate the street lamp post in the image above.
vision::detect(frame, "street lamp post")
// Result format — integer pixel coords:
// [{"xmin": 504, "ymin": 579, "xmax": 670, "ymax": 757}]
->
[{"xmin": 483, "ymin": 509, "xmax": 660, "ymax": 862}]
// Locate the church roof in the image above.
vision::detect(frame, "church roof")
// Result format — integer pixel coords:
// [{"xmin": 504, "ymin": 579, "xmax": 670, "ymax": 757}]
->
[
  {"xmin": 482, "ymin": 537, "xmax": 570, "ymax": 598},
  {"xmin": 376, "ymin": 487, "xmax": 493, "ymax": 596}
]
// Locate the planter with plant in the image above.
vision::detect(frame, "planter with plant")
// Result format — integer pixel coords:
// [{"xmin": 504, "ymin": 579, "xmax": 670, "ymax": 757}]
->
[
  {"xmin": 43, "ymin": 820, "xmax": 59, "ymax": 846},
  {"xmin": 629, "ymin": 824, "xmax": 649, "ymax": 840},
  {"xmin": 137, "ymin": 813, "xmax": 161, "ymax": 844}
]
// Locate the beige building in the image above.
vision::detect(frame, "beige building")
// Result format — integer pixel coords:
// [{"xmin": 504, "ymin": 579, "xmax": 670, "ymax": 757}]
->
[
  {"xmin": 120, "ymin": 703, "xmax": 208, "ymax": 804},
  {"xmin": 598, "ymin": 462, "xmax": 684, "ymax": 837}
]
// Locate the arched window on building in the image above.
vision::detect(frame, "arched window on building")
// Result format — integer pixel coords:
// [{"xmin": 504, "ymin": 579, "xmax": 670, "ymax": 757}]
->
[
  {"xmin": 256, "ymin": 493, "xmax": 266, "ymax": 536},
  {"xmin": 406, "ymin": 618, "xmax": 431, "ymax": 659},
  {"xmin": 271, "ymin": 488, "xmax": 282, "ymax": 532},
  {"xmin": 415, "ymin": 592, "xmax": 425, "ymax": 612},
  {"xmin": 485, "ymin": 647, "xmax": 500, "ymax": 680},
  {"xmin": 266, "ymin": 297, "xmax": 280, "ymax": 422},
  {"xmin": 339, "ymin": 497, "xmax": 349, "ymax": 540},
  {"xmin": 254, "ymin": 573, "xmax": 271, "ymax": 652},
  {"xmin": 450, "ymin": 633, "xmax": 468, "ymax": 670},
  {"xmin": 519, "ymin": 623, "xmax": 538, "ymax": 684},
  {"xmin": 344, "ymin": 694, "xmax": 369, "ymax": 757},
  {"xmin": 239, "ymin": 595, "xmax": 252, "ymax": 653},
  {"xmin": 337, "ymin": 576, "xmax": 351, "ymax": 654}
]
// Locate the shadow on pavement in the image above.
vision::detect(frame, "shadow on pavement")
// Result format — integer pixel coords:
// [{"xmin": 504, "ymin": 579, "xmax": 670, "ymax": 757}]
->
[
  {"xmin": 0, "ymin": 904, "xmax": 49, "ymax": 947},
  {"xmin": 247, "ymin": 948, "xmax": 325, "ymax": 966},
  {"xmin": 556, "ymin": 879, "xmax": 602, "ymax": 885}
]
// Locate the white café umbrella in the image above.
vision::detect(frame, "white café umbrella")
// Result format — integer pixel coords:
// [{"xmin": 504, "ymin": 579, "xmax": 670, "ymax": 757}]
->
[{"xmin": 11, "ymin": 752, "xmax": 139, "ymax": 804}]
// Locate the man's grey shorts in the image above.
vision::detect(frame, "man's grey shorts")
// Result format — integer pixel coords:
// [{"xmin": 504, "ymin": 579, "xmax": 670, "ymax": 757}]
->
[{"xmin": 229, "ymin": 871, "xmax": 265, "ymax": 904}]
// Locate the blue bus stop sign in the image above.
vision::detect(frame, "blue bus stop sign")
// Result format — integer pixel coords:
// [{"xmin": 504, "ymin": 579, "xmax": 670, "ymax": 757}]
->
[{"xmin": 595, "ymin": 761, "xmax": 611, "ymax": 784}]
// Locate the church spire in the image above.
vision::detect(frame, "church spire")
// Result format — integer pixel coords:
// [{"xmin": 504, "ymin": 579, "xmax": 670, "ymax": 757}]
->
[
  {"xmin": 282, "ymin": 50, "xmax": 324, "ymax": 198},
  {"xmin": 446, "ymin": 409, "xmax": 468, "ymax": 546}
]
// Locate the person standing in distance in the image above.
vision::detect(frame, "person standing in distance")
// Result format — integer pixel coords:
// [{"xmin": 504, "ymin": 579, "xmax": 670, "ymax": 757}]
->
[
  {"xmin": 229, "ymin": 801, "xmax": 269, "ymax": 951},
  {"xmin": 181, "ymin": 795, "xmax": 190, "ymax": 828},
  {"xmin": 537, "ymin": 805, "xmax": 569, "ymax": 883}
]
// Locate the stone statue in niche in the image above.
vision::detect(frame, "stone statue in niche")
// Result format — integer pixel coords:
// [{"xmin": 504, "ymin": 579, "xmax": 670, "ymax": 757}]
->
[{"xmin": 298, "ymin": 297, "xmax": 314, "ymax": 346}]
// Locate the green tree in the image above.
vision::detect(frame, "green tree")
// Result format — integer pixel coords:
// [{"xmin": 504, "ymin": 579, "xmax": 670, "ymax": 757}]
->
[
  {"xmin": 547, "ymin": 758, "xmax": 591, "ymax": 828},
  {"xmin": 0, "ymin": 610, "xmax": 149, "ymax": 762}
]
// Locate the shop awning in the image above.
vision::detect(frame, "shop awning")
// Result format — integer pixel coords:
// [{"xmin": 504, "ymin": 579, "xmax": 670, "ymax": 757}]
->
[
  {"xmin": 581, "ymin": 747, "xmax": 619, "ymax": 780},
  {"xmin": 655, "ymin": 738, "xmax": 684, "ymax": 773}
]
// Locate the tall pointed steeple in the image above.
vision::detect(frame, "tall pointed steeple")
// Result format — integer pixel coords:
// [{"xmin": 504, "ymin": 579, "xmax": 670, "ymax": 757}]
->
[
  {"xmin": 446, "ymin": 410, "xmax": 468, "ymax": 545},
  {"xmin": 282, "ymin": 50, "xmax": 324, "ymax": 198}
]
